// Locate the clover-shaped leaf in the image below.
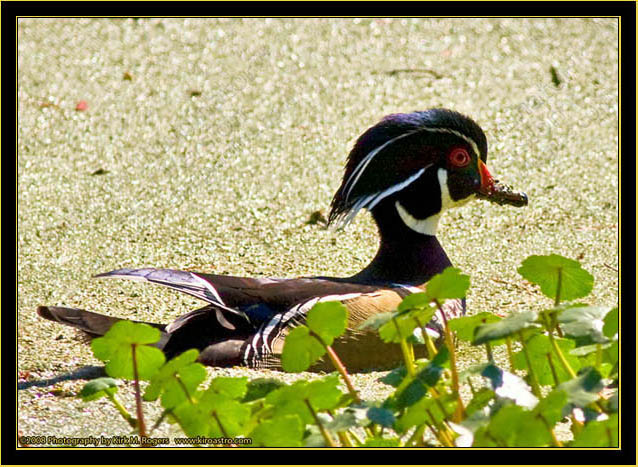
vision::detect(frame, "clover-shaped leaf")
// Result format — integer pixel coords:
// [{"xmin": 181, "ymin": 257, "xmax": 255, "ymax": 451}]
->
[
  {"xmin": 465, "ymin": 388, "xmax": 496, "ymax": 416},
  {"xmin": 557, "ymin": 367, "xmax": 604, "ymax": 412},
  {"xmin": 306, "ymin": 301, "xmax": 348, "ymax": 345},
  {"xmin": 358, "ymin": 311, "xmax": 393, "ymax": 331},
  {"xmin": 390, "ymin": 349, "xmax": 449, "ymax": 411},
  {"xmin": 532, "ymin": 390, "xmax": 568, "ymax": 427},
  {"xmin": 208, "ymin": 399, "xmax": 251, "ymax": 438},
  {"xmin": 266, "ymin": 374, "xmax": 344, "ymax": 425},
  {"xmin": 558, "ymin": 305, "xmax": 612, "ymax": 345},
  {"xmin": 473, "ymin": 311, "xmax": 540, "ymax": 345},
  {"xmin": 395, "ymin": 391, "xmax": 457, "ymax": 433},
  {"xmin": 396, "ymin": 292, "xmax": 430, "ymax": 312},
  {"xmin": 281, "ymin": 325, "xmax": 326, "ymax": 372},
  {"xmin": 242, "ymin": 378, "xmax": 286, "ymax": 403},
  {"xmin": 171, "ymin": 401, "xmax": 211, "ymax": 437},
  {"xmin": 571, "ymin": 413, "xmax": 618, "ymax": 447},
  {"xmin": 91, "ymin": 321, "xmax": 165, "ymax": 379},
  {"xmin": 478, "ymin": 404, "xmax": 549, "ymax": 447},
  {"xmin": 603, "ymin": 307, "xmax": 618, "ymax": 338},
  {"xmin": 449, "ymin": 312, "xmax": 502, "ymax": 343},
  {"xmin": 518, "ymin": 254, "xmax": 594, "ymax": 301},
  {"xmin": 360, "ymin": 437, "xmax": 401, "ymax": 447},
  {"xmin": 306, "ymin": 301, "xmax": 348, "ymax": 344},
  {"xmin": 208, "ymin": 376, "xmax": 249, "ymax": 400},
  {"xmin": 196, "ymin": 384, "xmax": 252, "ymax": 437},
  {"xmin": 512, "ymin": 334, "xmax": 582, "ymax": 385},
  {"xmin": 79, "ymin": 377, "xmax": 119, "ymax": 402},
  {"xmin": 249, "ymin": 415, "xmax": 304, "ymax": 447},
  {"xmin": 143, "ymin": 349, "xmax": 207, "ymax": 408},
  {"xmin": 305, "ymin": 374, "xmax": 345, "ymax": 411},
  {"xmin": 425, "ymin": 267, "xmax": 470, "ymax": 301}
]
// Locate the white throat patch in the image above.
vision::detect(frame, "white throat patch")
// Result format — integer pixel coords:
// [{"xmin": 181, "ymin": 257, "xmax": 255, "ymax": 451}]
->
[{"xmin": 395, "ymin": 168, "xmax": 473, "ymax": 235}]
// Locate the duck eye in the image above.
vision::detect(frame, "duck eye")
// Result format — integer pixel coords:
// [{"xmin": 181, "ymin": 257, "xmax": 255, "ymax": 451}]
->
[{"xmin": 448, "ymin": 147, "xmax": 471, "ymax": 168}]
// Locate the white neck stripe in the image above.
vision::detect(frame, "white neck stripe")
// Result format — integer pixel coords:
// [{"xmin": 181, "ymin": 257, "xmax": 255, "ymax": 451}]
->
[
  {"xmin": 395, "ymin": 168, "xmax": 475, "ymax": 235},
  {"xmin": 395, "ymin": 201, "xmax": 440, "ymax": 235}
]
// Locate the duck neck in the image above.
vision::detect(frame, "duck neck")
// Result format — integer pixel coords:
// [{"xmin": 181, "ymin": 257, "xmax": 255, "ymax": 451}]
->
[{"xmin": 352, "ymin": 206, "xmax": 452, "ymax": 286}]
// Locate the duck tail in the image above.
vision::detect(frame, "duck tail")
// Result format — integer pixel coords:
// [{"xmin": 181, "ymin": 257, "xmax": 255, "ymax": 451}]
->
[{"xmin": 36, "ymin": 305, "xmax": 167, "ymax": 340}]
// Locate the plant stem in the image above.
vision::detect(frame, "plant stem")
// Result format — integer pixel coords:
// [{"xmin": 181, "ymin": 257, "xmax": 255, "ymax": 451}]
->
[
  {"xmin": 505, "ymin": 337, "xmax": 516, "ymax": 371},
  {"xmin": 174, "ymin": 373, "xmax": 194, "ymax": 404},
  {"xmin": 554, "ymin": 267, "xmax": 563, "ymax": 307},
  {"xmin": 424, "ymin": 420, "xmax": 443, "ymax": 446},
  {"xmin": 432, "ymin": 299, "xmax": 465, "ymax": 421},
  {"xmin": 595, "ymin": 344, "xmax": 603, "ymax": 370},
  {"xmin": 106, "ymin": 393, "xmax": 136, "ymax": 428},
  {"xmin": 414, "ymin": 316, "xmax": 438, "ymax": 359},
  {"xmin": 336, "ymin": 430, "xmax": 354, "ymax": 447},
  {"xmin": 149, "ymin": 409, "xmax": 169, "ymax": 435},
  {"xmin": 546, "ymin": 352, "xmax": 560, "ymax": 386},
  {"xmin": 324, "ymin": 410, "xmax": 355, "ymax": 447},
  {"xmin": 347, "ymin": 428, "xmax": 362, "ymax": 445},
  {"xmin": 130, "ymin": 344, "xmax": 147, "ymax": 439},
  {"xmin": 537, "ymin": 413, "xmax": 563, "ymax": 447},
  {"xmin": 518, "ymin": 331, "xmax": 542, "ymax": 398},
  {"xmin": 310, "ymin": 330, "xmax": 360, "ymax": 404},
  {"xmin": 304, "ymin": 399, "xmax": 336, "ymax": 447},
  {"xmin": 466, "ymin": 376, "xmax": 476, "ymax": 397},
  {"xmin": 392, "ymin": 317, "xmax": 416, "ymax": 378},
  {"xmin": 444, "ymin": 327, "xmax": 464, "ymax": 422},
  {"xmin": 571, "ymin": 417, "xmax": 584, "ymax": 436},
  {"xmin": 426, "ymin": 409, "xmax": 454, "ymax": 447},
  {"xmin": 211, "ymin": 410, "xmax": 230, "ymax": 438},
  {"xmin": 406, "ymin": 424, "xmax": 426, "ymax": 446},
  {"xmin": 547, "ymin": 332, "xmax": 577, "ymax": 379},
  {"xmin": 433, "ymin": 299, "xmax": 449, "ymax": 328},
  {"xmin": 485, "ymin": 341, "xmax": 494, "ymax": 362}
]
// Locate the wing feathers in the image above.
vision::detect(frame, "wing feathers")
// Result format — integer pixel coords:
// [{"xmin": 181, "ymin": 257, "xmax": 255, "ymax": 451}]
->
[{"xmin": 94, "ymin": 268, "xmax": 248, "ymax": 319}]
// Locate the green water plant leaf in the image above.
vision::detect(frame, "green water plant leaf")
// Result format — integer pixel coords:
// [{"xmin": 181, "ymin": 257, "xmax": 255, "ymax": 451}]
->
[
  {"xmin": 424, "ymin": 267, "xmax": 471, "ymax": 300},
  {"xmin": 91, "ymin": 321, "xmax": 165, "ymax": 380},
  {"xmin": 513, "ymin": 334, "xmax": 582, "ymax": 385},
  {"xmin": 449, "ymin": 312, "xmax": 502, "ymax": 343},
  {"xmin": 281, "ymin": 325, "xmax": 326, "ymax": 372},
  {"xmin": 79, "ymin": 377, "xmax": 119, "ymax": 402},
  {"xmin": 473, "ymin": 311, "xmax": 540, "ymax": 345},
  {"xmin": 306, "ymin": 301, "xmax": 348, "ymax": 345},
  {"xmin": 249, "ymin": 415, "xmax": 304, "ymax": 447},
  {"xmin": 557, "ymin": 305, "xmax": 612, "ymax": 345},
  {"xmin": 143, "ymin": 349, "xmax": 207, "ymax": 409},
  {"xmin": 517, "ymin": 254, "xmax": 594, "ymax": 301}
]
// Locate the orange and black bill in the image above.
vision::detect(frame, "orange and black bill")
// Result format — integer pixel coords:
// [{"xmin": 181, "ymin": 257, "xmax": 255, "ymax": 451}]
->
[{"xmin": 476, "ymin": 160, "xmax": 528, "ymax": 207}]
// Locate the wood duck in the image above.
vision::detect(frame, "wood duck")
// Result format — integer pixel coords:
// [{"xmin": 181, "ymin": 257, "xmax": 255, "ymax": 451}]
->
[{"xmin": 37, "ymin": 109, "xmax": 528, "ymax": 372}]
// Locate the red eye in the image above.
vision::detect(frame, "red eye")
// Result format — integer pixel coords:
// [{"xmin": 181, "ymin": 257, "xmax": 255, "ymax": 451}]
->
[{"xmin": 448, "ymin": 147, "xmax": 471, "ymax": 167}]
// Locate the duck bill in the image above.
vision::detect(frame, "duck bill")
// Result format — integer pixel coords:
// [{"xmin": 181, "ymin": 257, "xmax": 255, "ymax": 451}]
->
[{"xmin": 476, "ymin": 160, "xmax": 528, "ymax": 207}]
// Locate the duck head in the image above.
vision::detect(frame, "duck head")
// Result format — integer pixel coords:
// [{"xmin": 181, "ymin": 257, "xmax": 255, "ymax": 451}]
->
[{"xmin": 328, "ymin": 109, "xmax": 528, "ymax": 237}]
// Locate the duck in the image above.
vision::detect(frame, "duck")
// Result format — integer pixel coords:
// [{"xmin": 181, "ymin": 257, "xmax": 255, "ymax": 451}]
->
[{"xmin": 37, "ymin": 108, "xmax": 528, "ymax": 372}]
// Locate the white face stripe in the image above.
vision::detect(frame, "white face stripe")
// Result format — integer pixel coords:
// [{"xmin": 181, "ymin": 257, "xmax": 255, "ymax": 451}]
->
[
  {"xmin": 431, "ymin": 128, "xmax": 481, "ymax": 161},
  {"xmin": 342, "ymin": 125, "xmax": 481, "ymax": 206},
  {"xmin": 338, "ymin": 167, "xmax": 428, "ymax": 227},
  {"xmin": 343, "ymin": 129, "xmax": 421, "ymax": 202},
  {"xmin": 366, "ymin": 167, "xmax": 427, "ymax": 210}
]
